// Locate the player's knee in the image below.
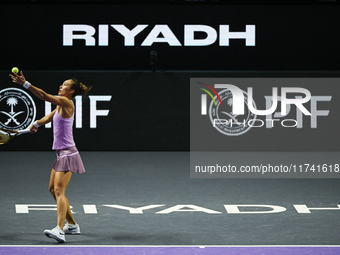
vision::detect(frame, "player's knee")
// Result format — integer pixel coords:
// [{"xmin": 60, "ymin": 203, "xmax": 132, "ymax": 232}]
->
[{"xmin": 54, "ymin": 186, "xmax": 63, "ymax": 198}]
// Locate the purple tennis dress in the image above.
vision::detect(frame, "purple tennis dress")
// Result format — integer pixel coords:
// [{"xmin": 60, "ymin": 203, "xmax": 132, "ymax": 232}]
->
[{"xmin": 52, "ymin": 102, "xmax": 85, "ymax": 174}]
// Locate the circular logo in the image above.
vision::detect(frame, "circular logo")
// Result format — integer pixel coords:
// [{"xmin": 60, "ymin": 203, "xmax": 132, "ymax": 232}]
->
[
  {"xmin": 0, "ymin": 88, "xmax": 36, "ymax": 130},
  {"xmin": 209, "ymin": 89, "xmax": 257, "ymax": 136}
]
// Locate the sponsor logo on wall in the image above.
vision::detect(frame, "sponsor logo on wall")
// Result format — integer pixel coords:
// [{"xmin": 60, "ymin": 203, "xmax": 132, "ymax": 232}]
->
[{"xmin": 0, "ymin": 88, "xmax": 36, "ymax": 131}]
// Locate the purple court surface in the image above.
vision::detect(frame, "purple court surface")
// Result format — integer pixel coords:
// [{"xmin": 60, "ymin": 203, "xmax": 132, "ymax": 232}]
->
[{"xmin": 1, "ymin": 246, "xmax": 340, "ymax": 255}]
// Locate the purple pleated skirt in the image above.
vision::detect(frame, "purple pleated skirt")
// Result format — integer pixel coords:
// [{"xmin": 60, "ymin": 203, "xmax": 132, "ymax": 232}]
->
[{"xmin": 52, "ymin": 146, "xmax": 85, "ymax": 174}]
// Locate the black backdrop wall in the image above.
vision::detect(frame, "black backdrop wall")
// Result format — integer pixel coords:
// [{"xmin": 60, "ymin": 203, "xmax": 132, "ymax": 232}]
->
[
  {"xmin": 0, "ymin": 3, "xmax": 339, "ymax": 151},
  {"xmin": 1, "ymin": 3, "xmax": 339, "ymax": 71},
  {"xmin": 1, "ymin": 71, "xmax": 339, "ymax": 151}
]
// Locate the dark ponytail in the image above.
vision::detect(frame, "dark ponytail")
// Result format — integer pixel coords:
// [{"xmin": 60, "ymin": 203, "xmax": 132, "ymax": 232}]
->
[{"xmin": 70, "ymin": 78, "xmax": 92, "ymax": 101}]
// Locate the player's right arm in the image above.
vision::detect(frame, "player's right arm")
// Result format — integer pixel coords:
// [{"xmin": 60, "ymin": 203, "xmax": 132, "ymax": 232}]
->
[{"xmin": 30, "ymin": 108, "xmax": 57, "ymax": 133}]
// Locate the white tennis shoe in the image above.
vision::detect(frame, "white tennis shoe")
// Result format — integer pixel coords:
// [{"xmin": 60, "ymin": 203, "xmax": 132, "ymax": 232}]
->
[
  {"xmin": 63, "ymin": 222, "xmax": 81, "ymax": 235},
  {"xmin": 43, "ymin": 226, "xmax": 66, "ymax": 243}
]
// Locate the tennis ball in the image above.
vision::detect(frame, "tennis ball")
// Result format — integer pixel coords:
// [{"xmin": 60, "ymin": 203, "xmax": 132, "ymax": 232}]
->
[{"xmin": 11, "ymin": 67, "xmax": 19, "ymax": 74}]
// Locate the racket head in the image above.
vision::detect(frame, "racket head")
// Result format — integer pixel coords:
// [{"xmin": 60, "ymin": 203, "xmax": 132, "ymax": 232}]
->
[
  {"xmin": 0, "ymin": 129, "xmax": 13, "ymax": 145},
  {"xmin": 0, "ymin": 128, "xmax": 30, "ymax": 145}
]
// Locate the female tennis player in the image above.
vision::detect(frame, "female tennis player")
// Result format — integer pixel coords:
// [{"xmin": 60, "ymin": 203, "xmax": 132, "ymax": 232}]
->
[{"xmin": 9, "ymin": 71, "xmax": 91, "ymax": 243}]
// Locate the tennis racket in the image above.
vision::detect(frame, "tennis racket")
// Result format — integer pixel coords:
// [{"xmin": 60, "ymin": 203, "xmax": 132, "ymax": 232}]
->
[{"xmin": 0, "ymin": 128, "xmax": 31, "ymax": 145}]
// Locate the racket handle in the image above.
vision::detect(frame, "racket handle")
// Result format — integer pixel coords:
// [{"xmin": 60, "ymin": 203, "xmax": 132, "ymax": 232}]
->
[{"xmin": 17, "ymin": 129, "xmax": 31, "ymax": 135}]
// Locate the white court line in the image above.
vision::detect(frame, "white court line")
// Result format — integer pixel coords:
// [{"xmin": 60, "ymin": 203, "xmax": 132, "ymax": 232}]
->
[{"xmin": 1, "ymin": 245, "xmax": 340, "ymax": 247}]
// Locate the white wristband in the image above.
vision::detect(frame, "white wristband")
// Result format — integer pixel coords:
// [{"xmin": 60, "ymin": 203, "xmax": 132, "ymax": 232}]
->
[
  {"xmin": 33, "ymin": 121, "xmax": 40, "ymax": 128},
  {"xmin": 23, "ymin": 81, "xmax": 31, "ymax": 89}
]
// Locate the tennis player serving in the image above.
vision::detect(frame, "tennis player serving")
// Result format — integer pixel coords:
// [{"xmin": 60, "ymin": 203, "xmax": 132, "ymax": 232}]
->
[{"xmin": 9, "ymin": 71, "xmax": 91, "ymax": 243}]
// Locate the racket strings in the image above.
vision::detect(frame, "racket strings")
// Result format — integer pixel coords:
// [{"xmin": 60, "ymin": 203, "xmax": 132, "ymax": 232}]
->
[{"xmin": 0, "ymin": 131, "xmax": 11, "ymax": 144}]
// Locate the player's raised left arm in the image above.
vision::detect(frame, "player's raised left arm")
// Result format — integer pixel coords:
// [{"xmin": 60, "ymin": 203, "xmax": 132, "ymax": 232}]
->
[{"xmin": 9, "ymin": 71, "xmax": 71, "ymax": 108}]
